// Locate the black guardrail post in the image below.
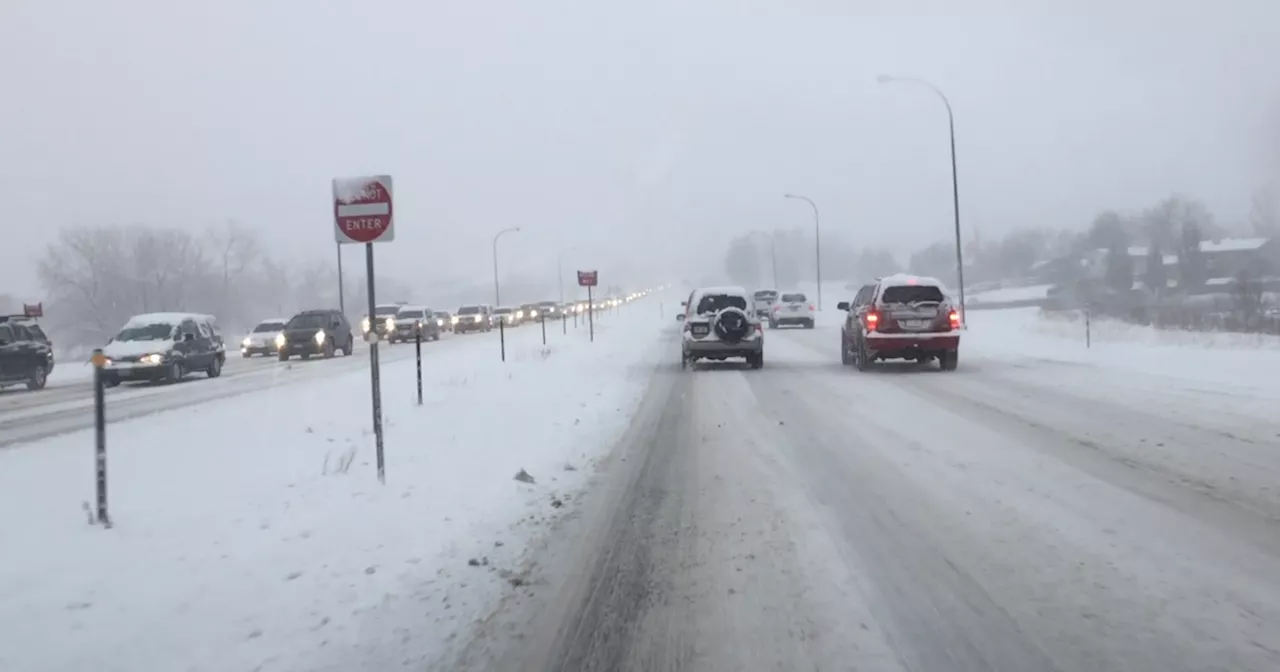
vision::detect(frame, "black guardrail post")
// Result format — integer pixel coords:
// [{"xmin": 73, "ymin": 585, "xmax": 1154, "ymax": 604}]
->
[
  {"xmin": 415, "ymin": 326, "xmax": 423, "ymax": 405},
  {"xmin": 541, "ymin": 312, "xmax": 547, "ymax": 345},
  {"xmin": 499, "ymin": 319, "xmax": 506, "ymax": 362},
  {"xmin": 91, "ymin": 349, "xmax": 111, "ymax": 528}
]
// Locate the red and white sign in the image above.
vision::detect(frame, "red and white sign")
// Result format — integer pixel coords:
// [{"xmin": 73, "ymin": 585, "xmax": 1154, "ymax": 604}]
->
[
  {"xmin": 577, "ymin": 270, "xmax": 598, "ymax": 287},
  {"xmin": 333, "ymin": 175, "xmax": 395, "ymax": 244},
  {"xmin": 22, "ymin": 302, "xmax": 43, "ymax": 318}
]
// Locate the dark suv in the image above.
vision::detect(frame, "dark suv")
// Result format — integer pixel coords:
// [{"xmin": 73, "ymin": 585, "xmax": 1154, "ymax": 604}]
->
[
  {"xmin": 0, "ymin": 316, "xmax": 55, "ymax": 391},
  {"xmin": 838, "ymin": 275, "xmax": 961, "ymax": 371},
  {"xmin": 278, "ymin": 309, "xmax": 354, "ymax": 361}
]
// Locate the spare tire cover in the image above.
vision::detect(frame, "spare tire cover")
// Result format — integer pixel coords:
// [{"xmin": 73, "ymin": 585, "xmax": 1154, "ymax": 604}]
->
[{"xmin": 713, "ymin": 307, "xmax": 751, "ymax": 343}]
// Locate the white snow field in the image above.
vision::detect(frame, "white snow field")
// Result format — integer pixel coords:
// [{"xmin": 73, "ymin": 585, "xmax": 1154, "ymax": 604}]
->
[{"xmin": 0, "ymin": 298, "xmax": 670, "ymax": 672}]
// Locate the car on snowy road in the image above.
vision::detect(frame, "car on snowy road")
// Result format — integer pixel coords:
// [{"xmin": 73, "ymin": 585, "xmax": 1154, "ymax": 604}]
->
[
  {"xmin": 453, "ymin": 305, "xmax": 492, "ymax": 334},
  {"xmin": 101, "ymin": 312, "xmax": 225, "ymax": 386},
  {"xmin": 239, "ymin": 318, "xmax": 288, "ymax": 357},
  {"xmin": 389, "ymin": 305, "xmax": 441, "ymax": 343},
  {"xmin": 767, "ymin": 291, "xmax": 815, "ymax": 329},
  {"xmin": 838, "ymin": 274, "xmax": 960, "ymax": 371},
  {"xmin": 678, "ymin": 286, "xmax": 764, "ymax": 369},
  {"xmin": 277, "ymin": 309, "xmax": 354, "ymax": 361}
]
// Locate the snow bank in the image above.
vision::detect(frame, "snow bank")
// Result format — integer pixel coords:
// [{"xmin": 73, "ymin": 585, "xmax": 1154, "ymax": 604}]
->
[
  {"xmin": 968, "ymin": 283, "xmax": 1052, "ymax": 304},
  {"xmin": 964, "ymin": 307, "xmax": 1280, "ymax": 389},
  {"xmin": 0, "ymin": 299, "xmax": 672, "ymax": 672}
]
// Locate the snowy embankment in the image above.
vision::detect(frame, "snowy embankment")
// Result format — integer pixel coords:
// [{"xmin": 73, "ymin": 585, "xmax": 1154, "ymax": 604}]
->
[
  {"xmin": 964, "ymin": 307, "xmax": 1280, "ymax": 391},
  {"xmin": 0, "ymin": 298, "xmax": 672, "ymax": 672}
]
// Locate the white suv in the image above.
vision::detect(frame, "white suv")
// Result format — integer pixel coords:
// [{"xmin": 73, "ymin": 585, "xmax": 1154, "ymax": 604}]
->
[{"xmin": 677, "ymin": 286, "xmax": 764, "ymax": 369}]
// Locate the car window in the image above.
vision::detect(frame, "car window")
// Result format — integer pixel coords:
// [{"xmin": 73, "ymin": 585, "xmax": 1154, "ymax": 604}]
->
[
  {"xmin": 695, "ymin": 294, "xmax": 748, "ymax": 314},
  {"xmin": 287, "ymin": 314, "xmax": 326, "ymax": 329},
  {"xmin": 252, "ymin": 322, "xmax": 285, "ymax": 333},
  {"xmin": 375, "ymin": 305, "xmax": 401, "ymax": 316},
  {"xmin": 398, "ymin": 309, "xmax": 425, "ymax": 318},
  {"xmin": 0, "ymin": 325, "xmax": 16, "ymax": 343},
  {"xmin": 197, "ymin": 321, "xmax": 213, "ymax": 338},
  {"xmin": 116, "ymin": 322, "xmax": 176, "ymax": 341},
  {"xmin": 880, "ymin": 285, "xmax": 946, "ymax": 304},
  {"xmin": 780, "ymin": 293, "xmax": 806, "ymax": 303},
  {"xmin": 180, "ymin": 320, "xmax": 199, "ymax": 336},
  {"xmin": 752, "ymin": 290, "xmax": 777, "ymax": 300},
  {"xmin": 458, "ymin": 306, "xmax": 480, "ymax": 315}
]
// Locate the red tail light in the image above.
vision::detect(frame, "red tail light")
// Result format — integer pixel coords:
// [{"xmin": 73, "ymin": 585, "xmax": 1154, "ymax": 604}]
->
[
  {"xmin": 948, "ymin": 310, "xmax": 960, "ymax": 329},
  {"xmin": 808, "ymin": 304, "xmax": 815, "ymax": 311},
  {"xmin": 864, "ymin": 311, "xmax": 880, "ymax": 332},
  {"xmin": 772, "ymin": 305, "xmax": 781, "ymax": 312}
]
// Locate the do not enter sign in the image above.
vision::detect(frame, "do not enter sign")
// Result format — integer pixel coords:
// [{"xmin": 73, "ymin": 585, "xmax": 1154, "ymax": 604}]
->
[
  {"xmin": 577, "ymin": 270, "xmax": 598, "ymax": 287},
  {"xmin": 333, "ymin": 175, "xmax": 395, "ymax": 244}
]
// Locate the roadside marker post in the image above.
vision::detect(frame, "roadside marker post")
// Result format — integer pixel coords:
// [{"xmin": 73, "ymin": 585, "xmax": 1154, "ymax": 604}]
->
[
  {"xmin": 541, "ymin": 312, "xmax": 547, "ymax": 345},
  {"xmin": 499, "ymin": 320, "xmax": 507, "ymax": 362},
  {"xmin": 415, "ymin": 327, "xmax": 423, "ymax": 406},
  {"xmin": 90, "ymin": 349, "xmax": 111, "ymax": 528},
  {"xmin": 333, "ymin": 175, "xmax": 394, "ymax": 484}
]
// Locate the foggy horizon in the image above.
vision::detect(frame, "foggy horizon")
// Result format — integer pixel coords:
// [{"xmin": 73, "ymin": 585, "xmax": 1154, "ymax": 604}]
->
[{"xmin": 4, "ymin": 0, "xmax": 1279, "ymax": 299}]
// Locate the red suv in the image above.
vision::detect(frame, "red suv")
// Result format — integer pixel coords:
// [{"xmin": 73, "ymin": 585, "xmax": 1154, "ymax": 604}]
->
[{"xmin": 837, "ymin": 275, "xmax": 961, "ymax": 371}]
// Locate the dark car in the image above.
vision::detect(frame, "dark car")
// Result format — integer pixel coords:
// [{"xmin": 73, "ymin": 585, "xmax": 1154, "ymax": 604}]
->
[
  {"xmin": 838, "ymin": 275, "xmax": 961, "ymax": 371},
  {"xmin": 0, "ymin": 316, "xmax": 55, "ymax": 391},
  {"xmin": 453, "ymin": 305, "xmax": 492, "ymax": 334},
  {"xmin": 278, "ymin": 309, "xmax": 354, "ymax": 361},
  {"xmin": 100, "ymin": 312, "xmax": 225, "ymax": 386}
]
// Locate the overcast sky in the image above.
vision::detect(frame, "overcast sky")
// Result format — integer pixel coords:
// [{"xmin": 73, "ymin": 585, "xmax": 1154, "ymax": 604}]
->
[{"xmin": 3, "ymin": 0, "xmax": 1278, "ymax": 298}]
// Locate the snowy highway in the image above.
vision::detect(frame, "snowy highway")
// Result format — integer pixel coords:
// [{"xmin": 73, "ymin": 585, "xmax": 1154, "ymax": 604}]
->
[
  {"xmin": 455, "ymin": 319, "xmax": 1280, "ymax": 672},
  {"xmin": 1, "ymin": 338, "xmax": 434, "ymax": 449}
]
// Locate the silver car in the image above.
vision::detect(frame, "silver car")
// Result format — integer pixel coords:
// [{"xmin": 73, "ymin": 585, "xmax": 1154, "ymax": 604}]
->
[
  {"xmin": 677, "ymin": 286, "xmax": 764, "ymax": 370},
  {"xmin": 768, "ymin": 291, "xmax": 816, "ymax": 329}
]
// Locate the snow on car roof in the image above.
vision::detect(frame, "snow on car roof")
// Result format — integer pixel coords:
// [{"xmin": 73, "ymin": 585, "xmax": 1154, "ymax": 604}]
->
[
  {"xmin": 124, "ymin": 312, "xmax": 212, "ymax": 327},
  {"xmin": 693, "ymin": 285, "xmax": 750, "ymax": 299},
  {"xmin": 878, "ymin": 273, "xmax": 949, "ymax": 291},
  {"xmin": 257, "ymin": 317, "xmax": 289, "ymax": 324}
]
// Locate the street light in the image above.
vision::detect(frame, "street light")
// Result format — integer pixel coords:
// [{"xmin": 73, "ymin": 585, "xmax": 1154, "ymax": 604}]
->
[
  {"xmin": 784, "ymin": 193, "xmax": 822, "ymax": 310},
  {"xmin": 877, "ymin": 74, "xmax": 967, "ymax": 322},
  {"xmin": 492, "ymin": 227, "xmax": 521, "ymax": 306},
  {"xmin": 749, "ymin": 230, "xmax": 779, "ymax": 289}
]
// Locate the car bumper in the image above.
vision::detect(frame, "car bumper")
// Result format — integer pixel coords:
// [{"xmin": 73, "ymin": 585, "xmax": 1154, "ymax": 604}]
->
[
  {"xmin": 103, "ymin": 362, "xmax": 169, "ymax": 381},
  {"xmin": 240, "ymin": 344, "xmax": 276, "ymax": 355},
  {"xmin": 280, "ymin": 341, "xmax": 325, "ymax": 355},
  {"xmin": 454, "ymin": 321, "xmax": 488, "ymax": 332},
  {"xmin": 772, "ymin": 313, "xmax": 813, "ymax": 323},
  {"xmin": 684, "ymin": 337, "xmax": 762, "ymax": 357},
  {"xmin": 863, "ymin": 333, "xmax": 959, "ymax": 355}
]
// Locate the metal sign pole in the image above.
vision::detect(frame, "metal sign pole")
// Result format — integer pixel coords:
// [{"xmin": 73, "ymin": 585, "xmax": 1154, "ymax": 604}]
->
[
  {"xmin": 588, "ymin": 286, "xmax": 595, "ymax": 343},
  {"xmin": 415, "ymin": 327, "xmax": 423, "ymax": 405},
  {"xmin": 337, "ymin": 242, "xmax": 345, "ymax": 317},
  {"xmin": 91, "ymin": 349, "xmax": 111, "ymax": 528},
  {"xmin": 365, "ymin": 243, "xmax": 385, "ymax": 484},
  {"xmin": 541, "ymin": 312, "xmax": 547, "ymax": 345},
  {"xmin": 499, "ymin": 320, "xmax": 507, "ymax": 362}
]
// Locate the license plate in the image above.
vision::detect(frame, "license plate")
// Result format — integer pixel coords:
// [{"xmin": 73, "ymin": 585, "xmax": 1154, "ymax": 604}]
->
[
  {"xmin": 901, "ymin": 319, "xmax": 928, "ymax": 329},
  {"xmin": 692, "ymin": 326, "xmax": 709, "ymax": 336},
  {"xmin": 788, "ymin": 303, "xmax": 802, "ymax": 310}
]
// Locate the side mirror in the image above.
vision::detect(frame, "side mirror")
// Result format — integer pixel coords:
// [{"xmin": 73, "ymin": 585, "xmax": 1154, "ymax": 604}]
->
[
  {"xmin": 836, "ymin": 302, "xmax": 850, "ymax": 311},
  {"xmin": 675, "ymin": 314, "xmax": 685, "ymax": 321},
  {"xmin": 680, "ymin": 301, "xmax": 687, "ymax": 307}
]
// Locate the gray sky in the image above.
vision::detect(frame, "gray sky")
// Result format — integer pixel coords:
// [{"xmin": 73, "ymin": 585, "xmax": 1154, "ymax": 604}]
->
[{"xmin": 3, "ymin": 0, "xmax": 1278, "ymax": 298}]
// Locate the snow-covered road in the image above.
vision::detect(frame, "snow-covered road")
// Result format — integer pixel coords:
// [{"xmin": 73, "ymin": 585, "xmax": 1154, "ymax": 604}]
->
[{"xmin": 455, "ymin": 319, "xmax": 1280, "ymax": 671}]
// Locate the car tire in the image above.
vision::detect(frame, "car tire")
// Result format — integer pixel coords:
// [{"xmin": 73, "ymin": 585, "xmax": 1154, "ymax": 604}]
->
[
  {"xmin": 680, "ymin": 353, "xmax": 688, "ymax": 370},
  {"xmin": 840, "ymin": 339, "xmax": 852, "ymax": 365},
  {"xmin": 166, "ymin": 362, "xmax": 183, "ymax": 384},
  {"xmin": 853, "ymin": 342, "xmax": 870, "ymax": 372},
  {"xmin": 206, "ymin": 357, "xmax": 222, "ymax": 378},
  {"xmin": 749, "ymin": 353, "xmax": 764, "ymax": 370},
  {"xmin": 103, "ymin": 376, "xmax": 120, "ymax": 389},
  {"xmin": 26, "ymin": 364, "xmax": 48, "ymax": 391},
  {"xmin": 278, "ymin": 352, "xmax": 289, "ymax": 362},
  {"xmin": 323, "ymin": 341, "xmax": 335, "ymax": 358},
  {"xmin": 805, "ymin": 320, "xmax": 815, "ymax": 329},
  {"xmin": 242, "ymin": 352, "xmax": 251, "ymax": 359},
  {"xmin": 939, "ymin": 350, "xmax": 959, "ymax": 371}
]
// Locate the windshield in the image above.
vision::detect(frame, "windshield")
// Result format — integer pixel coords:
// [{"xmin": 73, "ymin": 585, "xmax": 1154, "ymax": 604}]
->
[
  {"xmin": 457, "ymin": 306, "xmax": 481, "ymax": 315},
  {"xmin": 397, "ymin": 309, "xmax": 424, "ymax": 318},
  {"xmin": 495, "ymin": 308, "xmax": 512, "ymax": 314},
  {"xmin": 252, "ymin": 322, "xmax": 285, "ymax": 333},
  {"xmin": 375, "ymin": 305, "xmax": 400, "ymax": 316},
  {"xmin": 780, "ymin": 293, "xmax": 806, "ymax": 303},
  {"xmin": 881, "ymin": 286, "xmax": 945, "ymax": 304},
  {"xmin": 538, "ymin": 301, "xmax": 558, "ymax": 307},
  {"xmin": 434, "ymin": 312, "xmax": 449, "ymax": 318},
  {"xmin": 115, "ymin": 323, "xmax": 175, "ymax": 341},
  {"xmin": 753, "ymin": 290, "xmax": 777, "ymax": 300},
  {"xmin": 286, "ymin": 314, "xmax": 326, "ymax": 329},
  {"xmin": 695, "ymin": 294, "xmax": 748, "ymax": 315}
]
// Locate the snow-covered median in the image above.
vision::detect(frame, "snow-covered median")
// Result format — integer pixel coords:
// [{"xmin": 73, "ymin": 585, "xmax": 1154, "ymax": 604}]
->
[{"xmin": 0, "ymin": 301, "xmax": 670, "ymax": 672}]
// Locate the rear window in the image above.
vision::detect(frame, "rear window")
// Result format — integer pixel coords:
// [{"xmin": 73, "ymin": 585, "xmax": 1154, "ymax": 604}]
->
[
  {"xmin": 695, "ymin": 294, "xmax": 748, "ymax": 315},
  {"xmin": 458, "ymin": 306, "xmax": 480, "ymax": 315},
  {"xmin": 780, "ymin": 293, "xmax": 806, "ymax": 303},
  {"xmin": 753, "ymin": 290, "xmax": 777, "ymax": 300},
  {"xmin": 375, "ymin": 305, "xmax": 401, "ymax": 316},
  {"xmin": 880, "ymin": 285, "xmax": 945, "ymax": 304}
]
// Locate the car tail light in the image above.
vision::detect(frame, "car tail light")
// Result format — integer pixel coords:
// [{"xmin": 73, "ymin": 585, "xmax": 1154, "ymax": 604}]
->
[
  {"xmin": 948, "ymin": 310, "xmax": 960, "ymax": 329},
  {"xmin": 773, "ymin": 304, "xmax": 781, "ymax": 312},
  {"xmin": 864, "ymin": 311, "xmax": 880, "ymax": 331},
  {"xmin": 808, "ymin": 304, "xmax": 815, "ymax": 311}
]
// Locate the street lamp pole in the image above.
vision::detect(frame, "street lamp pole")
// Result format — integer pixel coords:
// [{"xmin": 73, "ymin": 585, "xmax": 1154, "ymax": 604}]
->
[
  {"xmin": 877, "ymin": 75, "xmax": 967, "ymax": 322},
  {"xmin": 492, "ymin": 227, "xmax": 521, "ymax": 306},
  {"xmin": 784, "ymin": 193, "xmax": 822, "ymax": 309}
]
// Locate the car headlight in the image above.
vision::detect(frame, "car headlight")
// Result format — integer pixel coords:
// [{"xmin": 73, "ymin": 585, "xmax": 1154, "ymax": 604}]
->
[
  {"xmin": 530, "ymin": 310, "xmax": 538, "ymax": 318},
  {"xmin": 385, "ymin": 317, "xmax": 395, "ymax": 329},
  {"xmin": 436, "ymin": 318, "xmax": 444, "ymax": 326},
  {"xmin": 474, "ymin": 315, "xmax": 482, "ymax": 322},
  {"xmin": 314, "ymin": 330, "xmax": 325, "ymax": 344},
  {"xmin": 275, "ymin": 333, "xmax": 286, "ymax": 347},
  {"xmin": 361, "ymin": 317, "xmax": 370, "ymax": 332},
  {"xmin": 451, "ymin": 316, "xmax": 460, "ymax": 324},
  {"xmin": 142, "ymin": 353, "xmax": 164, "ymax": 364},
  {"xmin": 241, "ymin": 337, "xmax": 251, "ymax": 347}
]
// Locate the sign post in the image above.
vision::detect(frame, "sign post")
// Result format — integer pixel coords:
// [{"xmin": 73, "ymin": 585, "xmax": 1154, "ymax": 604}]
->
[
  {"xmin": 90, "ymin": 349, "xmax": 111, "ymax": 528},
  {"xmin": 334, "ymin": 175, "xmax": 395, "ymax": 484},
  {"xmin": 578, "ymin": 271, "xmax": 598, "ymax": 343},
  {"xmin": 415, "ymin": 327, "xmax": 423, "ymax": 406},
  {"xmin": 540, "ymin": 312, "xmax": 547, "ymax": 345}
]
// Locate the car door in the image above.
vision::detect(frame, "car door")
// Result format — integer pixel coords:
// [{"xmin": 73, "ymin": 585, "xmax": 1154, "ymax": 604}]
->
[
  {"xmin": 196, "ymin": 320, "xmax": 218, "ymax": 364},
  {"xmin": 0, "ymin": 324, "xmax": 17, "ymax": 379},
  {"xmin": 175, "ymin": 319, "xmax": 202, "ymax": 367}
]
